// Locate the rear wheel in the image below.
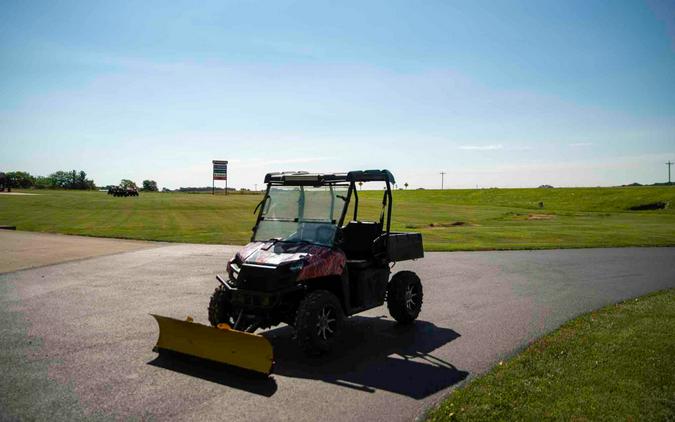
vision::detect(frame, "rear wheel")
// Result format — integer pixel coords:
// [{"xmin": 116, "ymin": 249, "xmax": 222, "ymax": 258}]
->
[
  {"xmin": 208, "ymin": 285, "xmax": 234, "ymax": 327},
  {"xmin": 294, "ymin": 290, "xmax": 344, "ymax": 355},
  {"xmin": 387, "ymin": 271, "xmax": 423, "ymax": 324}
]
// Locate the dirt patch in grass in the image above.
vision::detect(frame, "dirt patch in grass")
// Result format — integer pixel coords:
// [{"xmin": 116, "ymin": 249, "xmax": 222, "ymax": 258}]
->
[
  {"xmin": 405, "ymin": 222, "xmax": 469, "ymax": 229},
  {"xmin": 526, "ymin": 213, "xmax": 555, "ymax": 220},
  {"xmin": 430, "ymin": 222, "xmax": 468, "ymax": 227},
  {"xmin": 503, "ymin": 212, "xmax": 556, "ymax": 221}
]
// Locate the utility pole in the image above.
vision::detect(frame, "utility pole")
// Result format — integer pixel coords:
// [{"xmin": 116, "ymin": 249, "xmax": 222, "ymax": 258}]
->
[
  {"xmin": 667, "ymin": 161, "xmax": 673, "ymax": 184},
  {"xmin": 440, "ymin": 171, "xmax": 446, "ymax": 190}
]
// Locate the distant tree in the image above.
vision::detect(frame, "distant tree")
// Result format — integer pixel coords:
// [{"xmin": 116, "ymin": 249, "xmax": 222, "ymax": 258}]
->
[
  {"xmin": 72, "ymin": 170, "xmax": 95, "ymax": 190},
  {"xmin": 0, "ymin": 172, "xmax": 8, "ymax": 191},
  {"xmin": 48, "ymin": 171, "xmax": 68, "ymax": 188},
  {"xmin": 50, "ymin": 170, "xmax": 96, "ymax": 190},
  {"xmin": 120, "ymin": 179, "xmax": 137, "ymax": 189},
  {"xmin": 5, "ymin": 171, "xmax": 35, "ymax": 188},
  {"xmin": 76, "ymin": 171, "xmax": 86, "ymax": 189},
  {"xmin": 161, "ymin": 187, "xmax": 171, "ymax": 192},
  {"xmin": 404, "ymin": 182, "xmax": 409, "ymax": 189},
  {"xmin": 358, "ymin": 181, "xmax": 363, "ymax": 190},
  {"xmin": 33, "ymin": 176, "xmax": 51, "ymax": 189},
  {"xmin": 142, "ymin": 180, "xmax": 158, "ymax": 192}
]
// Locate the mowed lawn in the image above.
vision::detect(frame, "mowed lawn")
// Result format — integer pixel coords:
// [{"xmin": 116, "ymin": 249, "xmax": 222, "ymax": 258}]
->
[
  {"xmin": 425, "ymin": 289, "xmax": 675, "ymax": 421},
  {"xmin": 1, "ymin": 186, "xmax": 674, "ymax": 250}
]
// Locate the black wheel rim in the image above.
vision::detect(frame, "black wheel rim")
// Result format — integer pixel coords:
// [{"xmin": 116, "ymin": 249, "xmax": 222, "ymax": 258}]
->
[{"xmin": 316, "ymin": 305, "xmax": 337, "ymax": 340}]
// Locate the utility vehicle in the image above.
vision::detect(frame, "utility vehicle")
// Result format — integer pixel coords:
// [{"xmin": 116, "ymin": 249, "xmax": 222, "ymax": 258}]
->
[
  {"xmin": 152, "ymin": 170, "xmax": 424, "ymax": 375},
  {"xmin": 107, "ymin": 185, "xmax": 139, "ymax": 196}
]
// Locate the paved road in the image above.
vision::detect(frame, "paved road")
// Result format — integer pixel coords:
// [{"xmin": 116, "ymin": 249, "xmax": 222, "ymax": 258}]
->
[
  {"xmin": 0, "ymin": 230, "xmax": 157, "ymax": 273},
  {"xmin": 1, "ymin": 243, "xmax": 673, "ymax": 421}
]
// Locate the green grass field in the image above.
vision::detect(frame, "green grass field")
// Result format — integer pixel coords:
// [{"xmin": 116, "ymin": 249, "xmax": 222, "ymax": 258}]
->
[
  {"xmin": 1, "ymin": 186, "xmax": 674, "ymax": 250},
  {"xmin": 425, "ymin": 289, "xmax": 675, "ymax": 421}
]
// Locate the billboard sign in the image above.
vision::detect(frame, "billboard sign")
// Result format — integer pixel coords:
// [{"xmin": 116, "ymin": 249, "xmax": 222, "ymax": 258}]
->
[{"xmin": 213, "ymin": 160, "xmax": 228, "ymax": 181}]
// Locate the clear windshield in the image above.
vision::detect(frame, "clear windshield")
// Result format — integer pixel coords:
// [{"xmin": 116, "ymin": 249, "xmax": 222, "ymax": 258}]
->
[{"xmin": 253, "ymin": 185, "xmax": 348, "ymax": 246}]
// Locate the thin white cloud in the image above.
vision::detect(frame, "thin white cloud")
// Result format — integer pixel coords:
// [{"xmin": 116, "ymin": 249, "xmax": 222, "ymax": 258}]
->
[
  {"xmin": 569, "ymin": 142, "xmax": 594, "ymax": 147},
  {"xmin": 458, "ymin": 144, "xmax": 504, "ymax": 150}
]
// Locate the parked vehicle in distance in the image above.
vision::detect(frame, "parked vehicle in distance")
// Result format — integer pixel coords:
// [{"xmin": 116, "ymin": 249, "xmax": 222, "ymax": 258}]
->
[{"xmin": 108, "ymin": 186, "xmax": 139, "ymax": 197}]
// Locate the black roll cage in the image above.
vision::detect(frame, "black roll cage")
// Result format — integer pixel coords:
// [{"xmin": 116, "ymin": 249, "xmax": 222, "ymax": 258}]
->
[{"xmin": 252, "ymin": 170, "xmax": 395, "ymax": 242}]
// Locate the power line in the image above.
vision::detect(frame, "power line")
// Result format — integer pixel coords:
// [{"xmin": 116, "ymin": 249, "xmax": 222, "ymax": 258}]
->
[
  {"xmin": 440, "ymin": 171, "xmax": 446, "ymax": 190},
  {"xmin": 667, "ymin": 161, "xmax": 673, "ymax": 184}
]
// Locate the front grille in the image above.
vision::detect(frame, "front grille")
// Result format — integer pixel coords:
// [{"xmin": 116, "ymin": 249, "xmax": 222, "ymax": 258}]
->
[
  {"xmin": 238, "ymin": 264, "xmax": 296, "ymax": 292},
  {"xmin": 231, "ymin": 290, "xmax": 276, "ymax": 308}
]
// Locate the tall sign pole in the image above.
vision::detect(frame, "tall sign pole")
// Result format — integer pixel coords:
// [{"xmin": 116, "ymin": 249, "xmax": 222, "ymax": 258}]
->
[
  {"xmin": 212, "ymin": 160, "xmax": 228, "ymax": 195},
  {"xmin": 667, "ymin": 161, "xmax": 673, "ymax": 185}
]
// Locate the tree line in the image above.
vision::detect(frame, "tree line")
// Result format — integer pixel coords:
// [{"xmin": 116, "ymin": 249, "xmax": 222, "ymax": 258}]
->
[
  {"xmin": 2, "ymin": 170, "xmax": 160, "ymax": 192},
  {"xmin": 3, "ymin": 170, "xmax": 96, "ymax": 190},
  {"xmin": 106, "ymin": 179, "xmax": 158, "ymax": 192}
]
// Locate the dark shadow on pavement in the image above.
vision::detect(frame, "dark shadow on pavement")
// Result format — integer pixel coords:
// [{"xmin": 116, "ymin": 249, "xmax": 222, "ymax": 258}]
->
[
  {"xmin": 265, "ymin": 316, "xmax": 468, "ymax": 399},
  {"xmin": 147, "ymin": 316, "xmax": 466, "ymax": 400},
  {"xmin": 147, "ymin": 351, "xmax": 278, "ymax": 397}
]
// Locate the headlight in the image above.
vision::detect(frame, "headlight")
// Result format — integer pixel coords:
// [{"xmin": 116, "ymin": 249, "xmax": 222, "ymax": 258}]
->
[
  {"xmin": 227, "ymin": 260, "xmax": 240, "ymax": 280},
  {"xmin": 289, "ymin": 260, "xmax": 304, "ymax": 272}
]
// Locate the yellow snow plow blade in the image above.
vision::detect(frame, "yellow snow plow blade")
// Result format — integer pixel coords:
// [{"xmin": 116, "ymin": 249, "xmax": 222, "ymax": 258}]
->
[{"xmin": 151, "ymin": 314, "xmax": 274, "ymax": 375}]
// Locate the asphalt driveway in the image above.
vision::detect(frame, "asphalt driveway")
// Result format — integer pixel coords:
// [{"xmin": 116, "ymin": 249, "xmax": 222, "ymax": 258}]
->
[{"xmin": 1, "ymin": 240, "xmax": 673, "ymax": 421}]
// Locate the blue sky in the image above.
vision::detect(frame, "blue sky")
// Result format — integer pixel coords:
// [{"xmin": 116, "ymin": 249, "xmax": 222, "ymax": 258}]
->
[{"xmin": 1, "ymin": 0, "xmax": 674, "ymax": 189}]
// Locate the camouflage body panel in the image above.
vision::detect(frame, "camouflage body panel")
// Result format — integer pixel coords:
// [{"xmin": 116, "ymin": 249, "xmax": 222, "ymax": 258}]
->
[
  {"xmin": 232, "ymin": 241, "xmax": 346, "ymax": 280},
  {"xmin": 296, "ymin": 246, "xmax": 346, "ymax": 281}
]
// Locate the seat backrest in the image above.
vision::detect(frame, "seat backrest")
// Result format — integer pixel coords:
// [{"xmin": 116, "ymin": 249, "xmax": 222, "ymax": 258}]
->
[{"xmin": 339, "ymin": 221, "xmax": 382, "ymax": 259}]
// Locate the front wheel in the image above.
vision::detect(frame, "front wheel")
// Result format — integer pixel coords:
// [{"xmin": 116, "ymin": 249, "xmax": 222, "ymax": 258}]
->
[
  {"xmin": 208, "ymin": 285, "xmax": 235, "ymax": 327},
  {"xmin": 386, "ymin": 271, "xmax": 423, "ymax": 324},
  {"xmin": 294, "ymin": 290, "xmax": 344, "ymax": 355}
]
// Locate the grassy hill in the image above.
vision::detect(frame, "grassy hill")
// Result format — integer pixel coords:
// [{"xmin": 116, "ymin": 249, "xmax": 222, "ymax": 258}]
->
[{"xmin": 1, "ymin": 186, "xmax": 673, "ymax": 250}]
